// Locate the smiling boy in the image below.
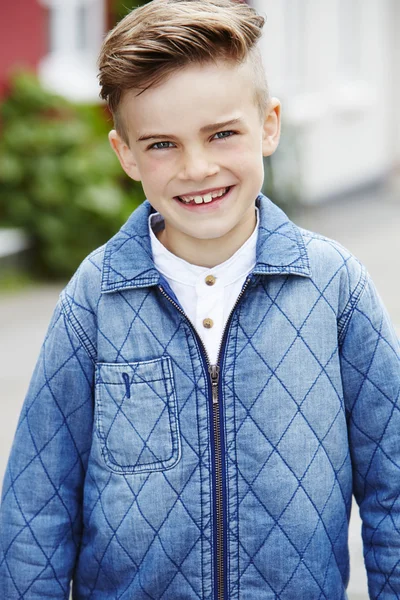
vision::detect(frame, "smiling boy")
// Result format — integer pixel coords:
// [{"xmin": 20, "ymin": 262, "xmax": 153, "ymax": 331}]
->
[
  {"xmin": 1, "ymin": 1, "xmax": 400, "ymax": 599},
  {"xmin": 108, "ymin": 58, "xmax": 280, "ymax": 267}
]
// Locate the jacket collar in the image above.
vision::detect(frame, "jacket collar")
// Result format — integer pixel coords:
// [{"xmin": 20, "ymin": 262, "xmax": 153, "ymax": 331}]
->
[{"xmin": 101, "ymin": 194, "xmax": 311, "ymax": 293}]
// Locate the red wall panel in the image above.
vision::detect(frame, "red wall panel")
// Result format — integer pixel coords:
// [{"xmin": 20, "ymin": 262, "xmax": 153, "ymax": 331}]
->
[{"xmin": 0, "ymin": 0, "xmax": 47, "ymax": 97}]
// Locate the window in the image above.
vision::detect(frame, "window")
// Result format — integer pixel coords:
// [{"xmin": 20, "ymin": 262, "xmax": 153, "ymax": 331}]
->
[{"xmin": 38, "ymin": 0, "xmax": 105, "ymax": 102}]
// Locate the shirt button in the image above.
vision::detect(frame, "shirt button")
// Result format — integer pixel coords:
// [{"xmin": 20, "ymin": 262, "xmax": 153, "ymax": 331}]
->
[
  {"xmin": 205, "ymin": 275, "xmax": 217, "ymax": 286},
  {"xmin": 203, "ymin": 318, "xmax": 214, "ymax": 329}
]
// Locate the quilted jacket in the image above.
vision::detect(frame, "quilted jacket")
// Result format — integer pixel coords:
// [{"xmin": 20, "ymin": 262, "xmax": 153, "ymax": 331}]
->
[{"xmin": 1, "ymin": 195, "xmax": 400, "ymax": 600}]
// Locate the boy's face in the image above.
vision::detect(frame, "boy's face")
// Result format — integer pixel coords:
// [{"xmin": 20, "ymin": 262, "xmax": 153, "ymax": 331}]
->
[{"xmin": 110, "ymin": 58, "xmax": 280, "ymax": 255}]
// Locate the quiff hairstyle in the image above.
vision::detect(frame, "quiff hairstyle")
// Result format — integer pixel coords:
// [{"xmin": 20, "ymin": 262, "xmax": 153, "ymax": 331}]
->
[{"xmin": 98, "ymin": 0, "xmax": 269, "ymax": 142}]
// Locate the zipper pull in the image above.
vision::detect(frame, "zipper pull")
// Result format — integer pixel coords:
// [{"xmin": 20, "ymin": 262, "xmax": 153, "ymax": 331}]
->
[{"xmin": 208, "ymin": 365, "xmax": 220, "ymax": 404}]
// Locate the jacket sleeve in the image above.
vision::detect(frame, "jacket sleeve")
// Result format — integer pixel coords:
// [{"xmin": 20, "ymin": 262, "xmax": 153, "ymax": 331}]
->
[
  {"xmin": 340, "ymin": 271, "xmax": 400, "ymax": 598},
  {"xmin": 0, "ymin": 298, "xmax": 94, "ymax": 599}
]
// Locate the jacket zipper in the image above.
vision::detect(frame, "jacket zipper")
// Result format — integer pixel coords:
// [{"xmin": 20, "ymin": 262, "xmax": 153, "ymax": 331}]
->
[{"xmin": 159, "ymin": 276, "xmax": 252, "ymax": 600}]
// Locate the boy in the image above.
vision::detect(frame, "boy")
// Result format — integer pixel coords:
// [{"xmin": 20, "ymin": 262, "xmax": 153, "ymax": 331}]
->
[{"xmin": 1, "ymin": 0, "xmax": 400, "ymax": 598}]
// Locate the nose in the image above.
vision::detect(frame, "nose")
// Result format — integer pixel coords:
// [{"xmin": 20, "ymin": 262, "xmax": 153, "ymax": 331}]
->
[{"xmin": 177, "ymin": 147, "xmax": 219, "ymax": 182}]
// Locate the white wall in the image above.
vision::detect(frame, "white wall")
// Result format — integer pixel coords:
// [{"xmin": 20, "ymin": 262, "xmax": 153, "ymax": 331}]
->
[
  {"xmin": 390, "ymin": 0, "xmax": 400, "ymax": 167},
  {"xmin": 252, "ymin": 0, "xmax": 396, "ymax": 203}
]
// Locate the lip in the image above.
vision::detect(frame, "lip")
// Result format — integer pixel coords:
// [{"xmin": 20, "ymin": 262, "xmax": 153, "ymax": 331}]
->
[
  {"xmin": 174, "ymin": 185, "xmax": 230, "ymax": 199},
  {"xmin": 174, "ymin": 185, "xmax": 234, "ymax": 211}
]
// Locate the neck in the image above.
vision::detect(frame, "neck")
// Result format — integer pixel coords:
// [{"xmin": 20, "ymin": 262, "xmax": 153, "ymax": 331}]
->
[{"xmin": 157, "ymin": 208, "xmax": 257, "ymax": 268}]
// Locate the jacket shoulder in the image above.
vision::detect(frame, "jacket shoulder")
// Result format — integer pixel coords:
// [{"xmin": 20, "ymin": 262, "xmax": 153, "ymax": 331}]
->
[
  {"xmin": 58, "ymin": 245, "xmax": 106, "ymax": 361},
  {"xmin": 298, "ymin": 227, "xmax": 368, "ymax": 336},
  {"xmin": 299, "ymin": 226, "xmax": 362, "ymax": 269}
]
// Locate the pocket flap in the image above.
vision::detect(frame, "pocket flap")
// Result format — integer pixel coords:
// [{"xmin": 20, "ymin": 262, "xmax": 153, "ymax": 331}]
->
[{"xmin": 95, "ymin": 356, "xmax": 180, "ymax": 474}]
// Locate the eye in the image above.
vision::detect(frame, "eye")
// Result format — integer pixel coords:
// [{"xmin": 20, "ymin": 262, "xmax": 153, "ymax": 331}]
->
[
  {"xmin": 213, "ymin": 130, "xmax": 236, "ymax": 140},
  {"xmin": 149, "ymin": 141, "xmax": 175, "ymax": 150}
]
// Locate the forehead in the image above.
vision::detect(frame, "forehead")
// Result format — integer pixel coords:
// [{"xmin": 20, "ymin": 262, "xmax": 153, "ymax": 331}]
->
[{"xmin": 121, "ymin": 59, "xmax": 259, "ymax": 137}]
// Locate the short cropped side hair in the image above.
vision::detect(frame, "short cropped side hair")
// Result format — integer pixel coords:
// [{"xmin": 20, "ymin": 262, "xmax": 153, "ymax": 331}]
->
[{"xmin": 98, "ymin": 0, "xmax": 269, "ymax": 142}]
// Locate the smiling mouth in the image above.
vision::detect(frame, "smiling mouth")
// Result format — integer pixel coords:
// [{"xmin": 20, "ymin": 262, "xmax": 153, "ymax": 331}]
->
[{"xmin": 176, "ymin": 186, "xmax": 231, "ymax": 205}]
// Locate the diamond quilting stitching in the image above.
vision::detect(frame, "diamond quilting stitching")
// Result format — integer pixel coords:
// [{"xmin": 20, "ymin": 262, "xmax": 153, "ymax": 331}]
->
[
  {"xmin": 2, "ymin": 323, "xmax": 92, "ymax": 508},
  {"xmin": 225, "ymin": 252, "xmax": 359, "ymax": 594},
  {"xmin": 235, "ymin": 481, "xmax": 333, "ymax": 599},
  {"xmin": 98, "ymin": 364, "xmax": 174, "ymax": 469},
  {"xmin": 104, "ymin": 383, "xmax": 171, "ymax": 468},
  {"xmin": 73, "ymin": 305, "xmax": 210, "ymax": 598},
  {"xmin": 0, "ymin": 303, "xmax": 94, "ymax": 596},
  {"xmin": 235, "ymin": 416, "xmax": 349, "ymax": 592},
  {"xmin": 81, "ymin": 444, "xmax": 204, "ymax": 599},
  {"xmin": 3, "ymin": 461, "xmax": 82, "ymax": 599},
  {"xmin": 3, "ymin": 197, "xmax": 400, "ymax": 599},
  {"xmin": 97, "ymin": 300, "xmax": 205, "ymax": 472}
]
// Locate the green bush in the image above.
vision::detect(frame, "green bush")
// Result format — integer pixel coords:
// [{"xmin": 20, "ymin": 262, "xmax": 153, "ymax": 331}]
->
[
  {"xmin": 111, "ymin": 0, "xmax": 150, "ymax": 22},
  {"xmin": 0, "ymin": 72, "xmax": 145, "ymax": 280}
]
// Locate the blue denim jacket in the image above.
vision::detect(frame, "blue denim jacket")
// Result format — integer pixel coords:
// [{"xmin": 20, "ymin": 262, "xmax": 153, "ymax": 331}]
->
[{"xmin": 1, "ymin": 195, "xmax": 400, "ymax": 599}]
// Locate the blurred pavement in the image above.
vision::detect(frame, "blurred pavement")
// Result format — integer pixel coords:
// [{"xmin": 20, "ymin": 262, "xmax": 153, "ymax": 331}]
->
[{"xmin": 1, "ymin": 183, "xmax": 400, "ymax": 599}]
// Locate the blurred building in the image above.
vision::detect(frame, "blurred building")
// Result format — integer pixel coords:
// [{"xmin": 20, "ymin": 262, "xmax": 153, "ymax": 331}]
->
[
  {"xmin": 0, "ymin": 0, "xmax": 108, "ymax": 102},
  {"xmin": 1, "ymin": 0, "xmax": 399, "ymax": 204},
  {"xmin": 0, "ymin": 1, "xmax": 46, "ymax": 98},
  {"xmin": 252, "ymin": 0, "xmax": 400, "ymax": 203}
]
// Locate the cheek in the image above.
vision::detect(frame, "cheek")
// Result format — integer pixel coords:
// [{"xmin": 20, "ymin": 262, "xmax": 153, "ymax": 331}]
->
[
  {"xmin": 226, "ymin": 133, "xmax": 263, "ymax": 160},
  {"xmin": 223, "ymin": 143, "xmax": 262, "ymax": 175},
  {"xmin": 139, "ymin": 157, "xmax": 173, "ymax": 185},
  {"xmin": 228, "ymin": 149, "xmax": 264, "ymax": 191}
]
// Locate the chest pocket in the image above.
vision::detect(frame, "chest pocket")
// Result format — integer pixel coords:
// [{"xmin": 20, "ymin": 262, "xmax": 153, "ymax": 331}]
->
[{"xmin": 95, "ymin": 356, "xmax": 180, "ymax": 474}]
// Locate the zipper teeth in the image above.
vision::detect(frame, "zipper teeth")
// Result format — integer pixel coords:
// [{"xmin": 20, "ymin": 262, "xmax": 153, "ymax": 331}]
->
[
  {"xmin": 213, "ymin": 276, "xmax": 251, "ymax": 600},
  {"xmin": 158, "ymin": 286, "xmax": 212, "ymax": 365},
  {"xmin": 215, "ymin": 277, "xmax": 251, "ymax": 365},
  {"xmin": 158, "ymin": 277, "xmax": 252, "ymax": 600},
  {"xmin": 214, "ymin": 405, "xmax": 224, "ymax": 600},
  {"xmin": 158, "ymin": 276, "xmax": 251, "ymax": 367}
]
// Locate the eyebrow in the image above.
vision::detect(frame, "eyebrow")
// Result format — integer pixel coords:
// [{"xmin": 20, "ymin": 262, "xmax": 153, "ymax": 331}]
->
[{"xmin": 136, "ymin": 118, "xmax": 243, "ymax": 143}]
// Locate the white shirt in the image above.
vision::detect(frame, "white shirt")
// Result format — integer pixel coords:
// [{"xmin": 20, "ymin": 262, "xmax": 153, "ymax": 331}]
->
[{"xmin": 149, "ymin": 209, "xmax": 259, "ymax": 365}]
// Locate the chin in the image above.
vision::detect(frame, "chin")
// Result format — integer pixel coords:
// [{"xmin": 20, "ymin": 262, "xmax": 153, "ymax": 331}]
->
[{"xmin": 187, "ymin": 229, "xmax": 230, "ymax": 241}]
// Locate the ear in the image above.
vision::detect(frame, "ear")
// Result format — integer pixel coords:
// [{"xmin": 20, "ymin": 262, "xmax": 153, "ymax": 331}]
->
[
  {"xmin": 108, "ymin": 130, "xmax": 141, "ymax": 181},
  {"xmin": 262, "ymin": 98, "xmax": 281, "ymax": 157}
]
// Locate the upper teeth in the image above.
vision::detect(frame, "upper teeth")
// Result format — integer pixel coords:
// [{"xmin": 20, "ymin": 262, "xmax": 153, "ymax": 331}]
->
[{"xmin": 179, "ymin": 187, "xmax": 228, "ymax": 204}]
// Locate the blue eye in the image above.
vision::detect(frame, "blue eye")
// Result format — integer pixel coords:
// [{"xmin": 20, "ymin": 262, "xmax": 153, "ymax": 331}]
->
[
  {"xmin": 214, "ymin": 130, "xmax": 235, "ymax": 140},
  {"xmin": 150, "ymin": 141, "xmax": 174, "ymax": 150}
]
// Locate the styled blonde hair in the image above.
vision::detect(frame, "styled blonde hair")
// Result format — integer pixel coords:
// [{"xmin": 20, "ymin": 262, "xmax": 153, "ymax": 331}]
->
[{"xmin": 98, "ymin": 0, "xmax": 269, "ymax": 141}]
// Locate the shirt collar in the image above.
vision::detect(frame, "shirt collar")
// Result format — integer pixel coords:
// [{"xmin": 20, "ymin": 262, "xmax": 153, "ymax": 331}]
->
[
  {"xmin": 101, "ymin": 194, "xmax": 311, "ymax": 293},
  {"xmin": 148, "ymin": 208, "xmax": 259, "ymax": 288}
]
